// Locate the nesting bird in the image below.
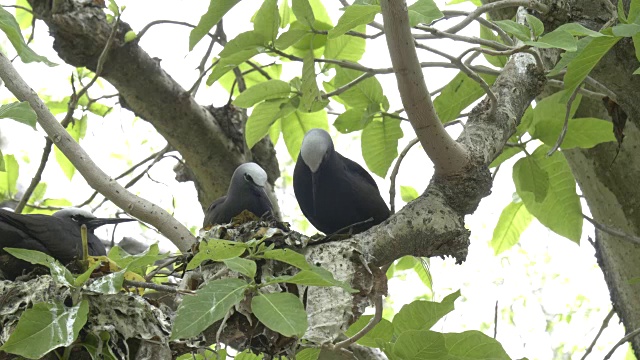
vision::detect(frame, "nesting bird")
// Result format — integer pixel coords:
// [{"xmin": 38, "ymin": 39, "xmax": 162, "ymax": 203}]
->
[
  {"xmin": 0, "ymin": 208, "xmax": 134, "ymax": 280},
  {"xmin": 203, "ymin": 162, "xmax": 274, "ymax": 227},
  {"xmin": 293, "ymin": 129, "xmax": 390, "ymax": 234}
]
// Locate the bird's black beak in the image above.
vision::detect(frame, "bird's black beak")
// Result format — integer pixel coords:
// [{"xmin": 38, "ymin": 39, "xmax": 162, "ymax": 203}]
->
[
  {"xmin": 311, "ymin": 171, "xmax": 318, "ymax": 217},
  {"xmin": 83, "ymin": 218, "xmax": 136, "ymax": 231}
]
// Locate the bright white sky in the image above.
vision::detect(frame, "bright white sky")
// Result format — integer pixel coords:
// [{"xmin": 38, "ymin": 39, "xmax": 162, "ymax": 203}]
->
[{"xmin": 0, "ymin": 0, "xmax": 632, "ymax": 358}]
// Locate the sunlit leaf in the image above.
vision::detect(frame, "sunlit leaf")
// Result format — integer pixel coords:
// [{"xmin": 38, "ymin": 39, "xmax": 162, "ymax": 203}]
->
[
  {"xmin": 328, "ymin": 5, "xmax": 380, "ymax": 39},
  {"xmin": 0, "ymin": 101, "xmax": 37, "ymax": 129},
  {"xmin": 491, "ymin": 201, "xmax": 533, "ymax": 255},
  {"xmin": 252, "ymin": 292, "xmax": 308, "ymax": 337},
  {"xmin": 344, "ymin": 316, "xmax": 393, "ymax": 347},
  {"xmin": 0, "ymin": 7, "xmax": 55, "ymax": 65},
  {"xmin": 361, "ymin": 116, "xmax": 403, "ymax": 178},
  {"xmin": 393, "ymin": 290, "xmax": 460, "ymax": 335},
  {"xmin": 189, "ymin": 0, "xmax": 242, "ymax": 50}
]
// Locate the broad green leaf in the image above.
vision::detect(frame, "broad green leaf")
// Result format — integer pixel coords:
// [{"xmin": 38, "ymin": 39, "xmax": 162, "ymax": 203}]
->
[
  {"xmin": 489, "ymin": 147, "xmax": 523, "ymax": 168},
  {"xmin": 344, "ymin": 316, "xmax": 393, "ymax": 347},
  {"xmin": 324, "ymin": 24, "xmax": 366, "ymax": 62},
  {"xmin": 533, "ymin": 117, "xmax": 616, "ymax": 149},
  {"xmin": 548, "ymin": 37, "xmax": 592, "ymax": 77},
  {"xmin": 0, "ymin": 151, "xmax": 4, "ymax": 172},
  {"xmin": 407, "ymin": 0, "xmax": 443, "ymax": 26},
  {"xmin": 0, "ymin": 300, "xmax": 88, "ymax": 359},
  {"xmin": 525, "ymin": 30, "xmax": 577, "ymax": 51},
  {"xmin": 491, "ymin": 201, "xmax": 533, "ymax": 255},
  {"xmin": 529, "ymin": 90, "xmax": 582, "ymax": 137},
  {"xmin": 562, "ymin": 36, "xmax": 621, "ymax": 102},
  {"xmin": 189, "ymin": 0, "xmax": 241, "ymax": 50},
  {"xmin": 268, "ymin": 267, "xmax": 358, "ymax": 292},
  {"xmin": 258, "ymin": 248, "xmax": 311, "ymax": 269},
  {"xmin": 612, "ymin": 23, "xmax": 640, "ymax": 37},
  {"xmin": 433, "ymin": 72, "xmax": 497, "ymax": 123},
  {"xmin": 328, "ymin": 5, "xmax": 380, "ymax": 39},
  {"xmin": 333, "ymin": 67, "xmax": 384, "ymax": 109},
  {"xmin": 479, "ymin": 24, "xmax": 508, "ymax": 67},
  {"xmin": 251, "ymin": 292, "xmax": 308, "ymax": 337},
  {"xmin": 3, "ymin": 248, "xmax": 74, "ymax": 286},
  {"xmin": 443, "ymin": 331, "xmax": 510, "ymax": 359},
  {"xmin": 555, "ymin": 23, "xmax": 608, "ymax": 38},
  {"xmin": 207, "ymin": 48, "xmax": 261, "ymax": 85},
  {"xmin": 630, "ymin": 0, "xmax": 640, "ymax": 22},
  {"xmin": 361, "ymin": 116, "xmax": 403, "ymax": 178},
  {"xmin": 400, "ymin": 185, "xmax": 419, "ymax": 202},
  {"xmin": 54, "ymin": 116, "xmax": 87, "ymax": 181},
  {"xmin": 26, "ymin": 198, "xmax": 72, "ymax": 215},
  {"xmin": 275, "ymin": 28, "xmax": 308, "ymax": 50},
  {"xmin": 494, "ymin": 20, "xmax": 531, "ymax": 41},
  {"xmin": 269, "ymin": 118, "xmax": 281, "ymax": 144},
  {"xmin": 393, "ymin": 330, "xmax": 448, "ymax": 359},
  {"xmin": 292, "ymin": 0, "xmax": 315, "ymax": 27},
  {"xmin": 85, "ymin": 270, "xmax": 125, "ymax": 294},
  {"xmin": 0, "ymin": 7, "xmax": 55, "ymax": 65},
  {"xmin": 281, "ymin": 110, "xmax": 329, "ymax": 160},
  {"xmin": 619, "ymin": 0, "xmax": 629, "ymax": 23},
  {"xmin": 525, "ymin": 14, "xmax": 544, "ymax": 37},
  {"xmin": 633, "ymin": 34, "xmax": 640, "ymax": 63},
  {"xmin": 73, "ymin": 261, "xmax": 101, "ymax": 287},
  {"xmin": 29, "ymin": 182, "xmax": 47, "ymax": 203},
  {"xmin": 513, "ymin": 156, "xmax": 550, "ymax": 203},
  {"xmin": 246, "ymin": 99, "xmax": 293, "ymax": 149},
  {"xmin": 517, "ymin": 145, "xmax": 582, "ymax": 242},
  {"xmin": 108, "ymin": 243, "xmax": 169, "ymax": 275},
  {"xmin": 171, "ymin": 278, "xmax": 248, "ymax": 340},
  {"xmin": 233, "ymin": 80, "xmax": 291, "ymax": 108},
  {"xmin": 414, "ymin": 258, "xmax": 433, "ymax": 290},
  {"xmin": 223, "ymin": 257, "xmax": 257, "ymax": 278},
  {"xmin": 187, "ymin": 239, "xmax": 247, "ymax": 270},
  {"xmin": 254, "ymin": 0, "xmax": 280, "ymax": 43},
  {"xmin": 447, "ymin": 0, "xmax": 482, "ymax": 5},
  {"xmin": 288, "ymin": 20, "xmax": 332, "ymax": 57},
  {"xmin": 279, "ymin": 0, "xmax": 291, "ymax": 27},
  {"xmin": 300, "ymin": 50, "xmax": 322, "ymax": 112},
  {"xmin": 236, "ymin": 350, "xmax": 265, "ymax": 360},
  {"xmin": 15, "ymin": 0, "xmax": 32, "ymax": 30},
  {"xmin": 333, "ymin": 108, "xmax": 374, "ymax": 133},
  {"xmin": 124, "ymin": 30, "xmax": 136, "ymax": 43},
  {"xmin": 0, "ymin": 101, "xmax": 37, "ymax": 129},
  {"xmin": 296, "ymin": 348, "xmax": 321, "ymax": 360},
  {"xmin": 0, "ymin": 154, "xmax": 19, "ymax": 197},
  {"xmin": 219, "ymin": 31, "xmax": 266, "ymax": 58},
  {"xmin": 393, "ymin": 290, "xmax": 460, "ymax": 335},
  {"xmin": 219, "ymin": 62, "xmax": 282, "ymax": 97}
]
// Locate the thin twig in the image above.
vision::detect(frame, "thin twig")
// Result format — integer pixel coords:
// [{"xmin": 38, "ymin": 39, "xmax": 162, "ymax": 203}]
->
[
  {"xmin": 389, "ymin": 138, "xmax": 420, "ymax": 214},
  {"xmin": 441, "ymin": 10, "xmax": 514, "ymax": 45},
  {"xmin": 122, "ymin": 279, "xmax": 195, "ymax": 294},
  {"xmin": 603, "ymin": 327, "xmax": 640, "ymax": 360},
  {"xmin": 547, "ymin": 79, "xmax": 606, "ymax": 100},
  {"xmin": 581, "ymin": 309, "xmax": 615, "ymax": 360},
  {"xmin": 584, "ymin": 215, "xmax": 640, "ymax": 245},
  {"xmin": 333, "ymin": 295, "xmax": 384, "ymax": 349},
  {"xmin": 14, "ymin": 139, "xmax": 52, "ymax": 213},
  {"xmin": 137, "ymin": 20, "xmax": 216, "ymax": 41},
  {"xmin": 415, "ymin": 26, "xmax": 510, "ymax": 51},
  {"xmin": 322, "ymin": 73, "xmax": 374, "ymax": 99},
  {"xmin": 493, "ymin": 300, "xmax": 499, "ymax": 339},
  {"xmin": 216, "ymin": 310, "xmax": 233, "ymax": 349},
  {"xmin": 189, "ymin": 36, "xmax": 218, "ymax": 96},
  {"xmin": 547, "ymin": 86, "xmax": 580, "ymax": 156},
  {"xmin": 144, "ymin": 256, "xmax": 180, "ymax": 281}
]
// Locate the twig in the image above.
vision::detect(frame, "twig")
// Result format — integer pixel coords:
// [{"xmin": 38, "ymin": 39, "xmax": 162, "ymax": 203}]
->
[
  {"xmin": 137, "ymin": 20, "xmax": 216, "ymax": 41},
  {"xmin": 189, "ymin": 36, "xmax": 217, "ymax": 96},
  {"xmin": 216, "ymin": 310, "xmax": 232, "ymax": 349},
  {"xmin": 583, "ymin": 76, "xmax": 618, "ymax": 101},
  {"xmin": 333, "ymin": 295, "xmax": 384, "ymax": 349},
  {"xmin": 493, "ymin": 300, "xmax": 498, "ymax": 338},
  {"xmin": 389, "ymin": 138, "xmax": 420, "ymax": 214},
  {"xmin": 547, "ymin": 79, "xmax": 606, "ymax": 100},
  {"xmin": 603, "ymin": 327, "xmax": 640, "ymax": 360},
  {"xmin": 312, "ymin": 29, "xmax": 384, "ymax": 39},
  {"xmin": 547, "ymin": 86, "xmax": 580, "ymax": 156},
  {"xmin": 0, "ymin": 4, "xmax": 32, "ymax": 13},
  {"xmin": 583, "ymin": 215, "xmax": 640, "ymax": 245},
  {"xmin": 415, "ymin": 26, "xmax": 510, "ymax": 51},
  {"xmin": 581, "ymin": 309, "xmax": 615, "ymax": 360},
  {"xmin": 14, "ymin": 139, "xmax": 52, "ymax": 213},
  {"xmin": 122, "ymin": 279, "xmax": 195, "ymax": 294},
  {"xmin": 322, "ymin": 73, "xmax": 374, "ymax": 99},
  {"xmin": 440, "ymin": 10, "xmax": 514, "ymax": 45},
  {"xmin": 144, "ymin": 256, "xmax": 180, "ymax": 281}
]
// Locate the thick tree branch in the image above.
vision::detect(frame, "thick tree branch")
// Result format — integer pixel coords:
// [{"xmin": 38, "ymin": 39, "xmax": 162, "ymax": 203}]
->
[
  {"xmin": 0, "ymin": 53, "xmax": 195, "ymax": 251},
  {"xmin": 380, "ymin": 0, "xmax": 469, "ymax": 175}
]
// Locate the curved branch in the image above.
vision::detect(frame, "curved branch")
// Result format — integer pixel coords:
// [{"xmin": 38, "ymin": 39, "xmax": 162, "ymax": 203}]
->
[{"xmin": 0, "ymin": 53, "xmax": 196, "ymax": 251}]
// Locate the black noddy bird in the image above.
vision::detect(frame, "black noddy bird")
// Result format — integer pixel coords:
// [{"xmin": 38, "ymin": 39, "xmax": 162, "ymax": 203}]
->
[
  {"xmin": 293, "ymin": 128, "xmax": 390, "ymax": 235},
  {"xmin": 0, "ymin": 208, "xmax": 134, "ymax": 280},
  {"xmin": 203, "ymin": 162, "xmax": 274, "ymax": 227}
]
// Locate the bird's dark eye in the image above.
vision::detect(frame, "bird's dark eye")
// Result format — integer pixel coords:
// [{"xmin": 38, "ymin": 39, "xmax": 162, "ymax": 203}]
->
[{"xmin": 245, "ymin": 174, "xmax": 253, "ymax": 183}]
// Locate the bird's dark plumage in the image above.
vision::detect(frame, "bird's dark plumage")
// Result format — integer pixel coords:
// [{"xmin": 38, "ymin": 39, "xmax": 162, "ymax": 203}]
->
[
  {"xmin": 0, "ymin": 208, "xmax": 134, "ymax": 280},
  {"xmin": 203, "ymin": 162, "xmax": 274, "ymax": 227},
  {"xmin": 293, "ymin": 128, "xmax": 390, "ymax": 234}
]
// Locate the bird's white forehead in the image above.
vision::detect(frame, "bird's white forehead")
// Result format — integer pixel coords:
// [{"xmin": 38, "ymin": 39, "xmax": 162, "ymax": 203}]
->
[
  {"xmin": 236, "ymin": 162, "xmax": 268, "ymax": 187},
  {"xmin": 300, "ymin": 129, "xmax": 332, "ymax": 172},
  {"xmin": 53, "ymin": 207, "xmax": 96, "ymax": 219}
]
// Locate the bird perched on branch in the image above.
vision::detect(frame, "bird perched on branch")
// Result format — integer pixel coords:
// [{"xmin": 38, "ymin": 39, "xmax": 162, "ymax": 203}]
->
[
  {"xmin": 203, "ymin": 162, "xmax": 274, "ymax": 228},
  {"xmin": 0, "ymin": 208, "xmax": 134, "ymax": 280},
  {"xmin": 293, "ymin": 128, "xmax": 390, "ymax": 235}
]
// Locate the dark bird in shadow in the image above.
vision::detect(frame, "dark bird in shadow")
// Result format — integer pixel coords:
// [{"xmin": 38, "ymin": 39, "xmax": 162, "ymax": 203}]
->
[
  {"xmin": 0, "ymin": 208, "xmax": 134, "ymax": 280},
  {"xmin": 293, "ymin": 128, "xmax": 390, "ymax": 235},
  {"xmin": 203, "ymin": 162, "xmax": 274, "ymax": 227}
]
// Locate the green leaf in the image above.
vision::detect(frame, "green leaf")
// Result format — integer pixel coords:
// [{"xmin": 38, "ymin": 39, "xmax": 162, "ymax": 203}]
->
[
  {"xmin": 324, "ymin": 24, "xmax": 366, "ymax": 62},
  {"xmin": 512, "ymin": 156, "xmax": 550, "ymax": 203},
  {"xmin": 281, "ymin": 110, "xmax": 329, "ymax": 160},
  {"xmin": 171, "ymin": 278, "xmax": 248, "ymax": 340},
  {"xmin": 332, "ymin": 67, "xmax": 385, "ymax": 109},
  {"xmin": 219, "ymin": 62, "xmax": 282, "ymax": 97},
  {"xmin": 400, "ymin": 185, "xmax": 419, "ymax": 202},
  {"xmin": 187, "ymin": 239, "xmax": 247, "ymax": 270},
  {"xmin": 555, "ymin": 23, "xmax": 608, "ymax": 38},
  {"xmin": 3, "ymin": 247, "xmax": 74, "ymax": 286},
  {"xmin": 517, "ymin": 145, "xmax": 582, "ymax": 242},
  {"xmin": 108, "ymin": 243, "xmax": 169, "ymax": 276},
  {"xmin": 0, "ymin": 154, "xmax": 19, "ymax": 197},
  {"xmin": 54, "ymin": 116, "xmax": 88, "ymax": 180},
  {"xmin": 407, "ymin": 0, "xmax": 443, "ymax": 26},
  {"xmin": 344, "ymin": 316, "xmax": 393, "ymax": 347},
  {"xmin": 268, "ymin": 267, "xmax": 358, "ymax": 293},
  {"xmin": 279, "ymin": 0, "xmax": 291, "ymax": 28},
  {"xmin": 85, "ymin": 270, "xmax": 125, "ymax": 294},
  {"xmin": 446, "ymin": 0, "xmax": 481, "ymax": 5},
  {"xmin": 533, "ymin": 117, "xmax": 616, "ymax": 149},
  {"xmin": 562, "ymin": 36, "xmax": 621, "ymax": 102},
  {"xmin": 0, "ymin": 300, "xmax": 88, "ymax": 359},
  {"xmin": 29, "ymin": 182, "xmax": 47, "ymax": 203},
  {"xmin": 254, "ymin": 0, "xmax": 280, "ymax": 43},
  {"xmin": 548, "ymin": 37, "xmax": 592, "ymax": 77},
  {"xmin": 300, "ymin": 50, "xmax": 322, "ymax": 112},
  {"xmin": 275, "ymin": 28, "xmax": 308, "ymax": 50},
  {"xmin": 0, "ymin": 101, "xmax": 37, "ymax": 129},
  {"xmin": 612, "ymin": 23, "xmax": 640, "ymax": 37},
  {"xmin": 219, "ymin": 31, "xmax": 266, "ymax": 58},
  {"xmin": 529, "ymin": 90, "xmax": 582, "ymax": 137},
  {"xmin": 393, "ymin": 330, "xmax": 448, "ymax": 359},
  {"xmin": 292, "ymin": 0, "xmax": 315, "ymax": 27},
  {"xmin": 251, "ymin": 292, "xmax": 308, "ymax": 337},
  {"xmin": 413, "ymin": 257, "xmax": 433, "ymax": 290},
  {"xmin": 15, "ymin": 0, "xmax": 32, "ymax": 30},
  {"xmin": 258, "ymin": 248, "xmax": 311, "ymax": 269},
  {"xmin": 236, "ymin": 350, "xmax": 265, "ymax": 360},
  {"xmin": 223, "ymin": 257, "xmax": 257, "ymax": 278},
  {"xmin": 525, "ymin": 29, "xmax": 577, "ymax": 51},
  {"xmin": 189, "ymin": 0, "xmax": 241, "ymax": 50},
  {"xmin": 393, "ymin": 290, "xmax": 460, "ymax": 335},
  {"xmin": 491, "ymin": 201, "xmax": 533, "ymax": 255},
  {"xmin": 479, "ymin": 24, "xmax": 508, "ymax": 67},
  {"xmin": 234, "ymin": 80, "xmax": 291, "ymax": 108},
  {"xmin": 333, "ymin": 108, "xmax": 374, "ymax": 133},
  {"xmin": 246, "ymin": 99, "xmax": 293, "ymax": 149},
  {"xmin": 361, "ymin": 116, "xmax": 403, "ymax": 178},
  {"xmin": 207, "ymin": 48, "xmax": 261, "ymax": 85},
  {"xmin": 489, "ymin": 147, "xmax": 523, "ymax": 168},
  {"xmin": 328, "ymin": 5, "xmax": 380, "ymax": 39},
  {"xmin": 288, "ymin": 20, "xmax": 331, "ymax": 57},
  {"xmin": 494, "ymin": 20, "xmax": 531, "ymax": 41},
  {"xmin": 124, "ymin": 30, "xmax": 136, "ymax": 43},
  {"xmin": 0, "ymin": 7, "xmax": 56, "ymax": 66},
  {"xmin": 525, "ymin": 14, "xmax": 544, "ymax": 37},
  {"xmin": 73, "ymin": 261, "xmax": 101, "ymax": 287},
  {"xmin": 443, "ymin": 330, "xmax": 511, "ymax": 359},
  {"xmin": 269, "ymin": 118, "xmax": 281, "ymax": 144},
  {"xmin": 296, "ymin": 348, "xmax": 321, "ymax": 360},
  {"xmin": 433, "ymin": 72, "xmax": 497, "ymax": 123},
  {"xmin": 619, "ymin": 0, "xmax": 629, "ymax": 23}
]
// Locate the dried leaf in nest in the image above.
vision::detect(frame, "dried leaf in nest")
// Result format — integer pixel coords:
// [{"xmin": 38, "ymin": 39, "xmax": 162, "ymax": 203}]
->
[{"xmin": 602, "ymin": 96, "xmax": 628, "ymax": 166}]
